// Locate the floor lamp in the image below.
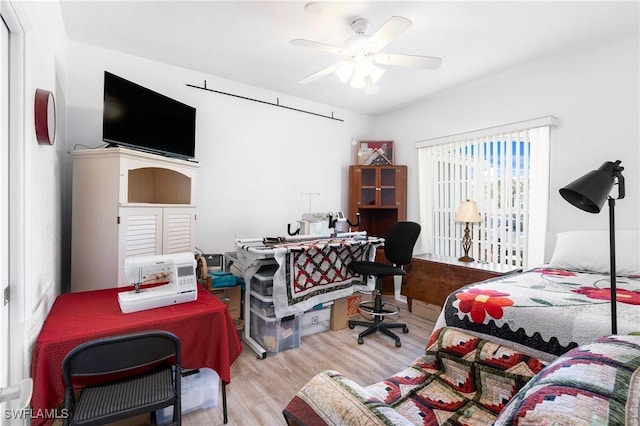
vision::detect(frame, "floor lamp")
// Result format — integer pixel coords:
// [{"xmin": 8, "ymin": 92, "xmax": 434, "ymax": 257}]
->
[
  {"xmin": 455, "ymin": 200, "xmax": 481, "ymax": 262},
  {"xmin": 559, "ymin": 160, "xmax": 625, "ymax": 335}
]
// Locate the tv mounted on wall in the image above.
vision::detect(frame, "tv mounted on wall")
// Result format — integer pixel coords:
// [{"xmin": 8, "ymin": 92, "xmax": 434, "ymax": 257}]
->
[{"xmin": 103, "ymin": 71, "xmax": 196, "ymax": 160}]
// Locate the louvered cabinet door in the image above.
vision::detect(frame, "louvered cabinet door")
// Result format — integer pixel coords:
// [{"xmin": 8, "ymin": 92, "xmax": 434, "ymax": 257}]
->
[
  {"xmin": 117, "ymin": 207, "xmax": 164, "ymax": 286},
  {"xmin": 116, "ymin": 206, "xmax": 196, "ymax": 286},
  {"xmin": 162, "ymin": 207, "xmax": 196, "ymax": 254}
]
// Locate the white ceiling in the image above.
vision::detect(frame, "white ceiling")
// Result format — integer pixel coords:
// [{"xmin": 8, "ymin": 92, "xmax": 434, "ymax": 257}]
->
[{"xmin": 59, "ymin": 1, "xmax": 639, "ymax": 116}]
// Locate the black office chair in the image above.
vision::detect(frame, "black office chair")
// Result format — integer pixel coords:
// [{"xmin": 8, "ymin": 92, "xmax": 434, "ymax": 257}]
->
[
  {"xmin": 62, "ymin": 330, "xmax": 182, "ymax": 426},
  {"xmin": 348, "ymin": 221, "xmax": 421, "ymax": 348}
]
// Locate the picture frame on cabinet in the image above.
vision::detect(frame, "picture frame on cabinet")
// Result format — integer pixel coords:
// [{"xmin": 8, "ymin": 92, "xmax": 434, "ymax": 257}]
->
[{"xmin": 357, "ymin": 140, "xmax": 394, "ymax": 165}]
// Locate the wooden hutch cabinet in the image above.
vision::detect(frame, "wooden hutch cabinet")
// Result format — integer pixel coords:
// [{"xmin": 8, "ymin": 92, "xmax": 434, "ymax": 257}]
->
[
  {"xmin": 70, "ymin": 148, "xmax": 198, "ymax": 292},
  {"xmin": 348, "ymin": 165, "xmax": 407, "ymax": 293},
  {"xmin": 347, "ymin": 165, "xmax": 407, "ymax": 238}
]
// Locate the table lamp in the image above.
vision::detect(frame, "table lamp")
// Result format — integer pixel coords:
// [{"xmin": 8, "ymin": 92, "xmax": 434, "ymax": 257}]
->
[
  {"xmin": 559, "ymin": 160, "xmax": 625, "ymax": 335},
  {"xmin": 455, "ymin": 200, "xmax": 482, "ymax": 262}
]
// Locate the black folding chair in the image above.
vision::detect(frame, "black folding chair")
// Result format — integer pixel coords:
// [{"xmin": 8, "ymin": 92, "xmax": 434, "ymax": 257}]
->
[{"xmin": 62, "ymin": 330, "xmax": 181, "ymax": 426}]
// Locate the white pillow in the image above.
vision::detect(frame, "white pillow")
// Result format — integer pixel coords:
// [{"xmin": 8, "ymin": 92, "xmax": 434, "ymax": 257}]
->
[{"xmin": 548, "ymin": 231, "xmax": 640, "ymax": 276}]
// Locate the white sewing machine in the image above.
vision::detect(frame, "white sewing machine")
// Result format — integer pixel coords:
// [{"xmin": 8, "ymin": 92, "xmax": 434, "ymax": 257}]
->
[{"xmin": 117, "ymin": 252, "xmax": 198, "ymax": 314}]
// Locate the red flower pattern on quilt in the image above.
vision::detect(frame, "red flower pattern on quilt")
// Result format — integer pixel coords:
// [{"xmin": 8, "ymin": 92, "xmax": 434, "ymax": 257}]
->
[
  {"xmin": 456, "ymin": 289, "xmax": 514, "ymax": 323},
  {"xmin": 537, "ymin": 268, "xmax": 578, "ymax": 277},
  {"xmin": 572, "ymin": 287, "xmax": 640, "ymax": 305}
]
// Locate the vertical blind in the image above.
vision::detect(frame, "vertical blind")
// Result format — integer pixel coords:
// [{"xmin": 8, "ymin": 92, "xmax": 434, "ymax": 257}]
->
[{"xmin": 416, "ymin": 116, "xmax": 557, "ymax": 269}]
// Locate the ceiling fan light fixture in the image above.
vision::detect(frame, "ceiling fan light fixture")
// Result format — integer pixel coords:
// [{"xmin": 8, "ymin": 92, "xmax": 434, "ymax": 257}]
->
[
  {"xmin": 368, "ymin": 65, "xmax": 385, "ymax": 84},
  {"xmin": 353, "ymin": 55, "xmax": 374, "ymax": 76},
  {"xmin": 292, "ymin": 15, "xmax": 441, "ymax": 91},
  {"xmin": 335, "ymin": 63, "xmax": 354, "ymax": 83},
  {"xmin": 350, "ymin": 74, "xmax": 366, "ymax": 89},
  {"xmin": 337, "ymin": 56, "xmax": 385, "ymax": 89}
]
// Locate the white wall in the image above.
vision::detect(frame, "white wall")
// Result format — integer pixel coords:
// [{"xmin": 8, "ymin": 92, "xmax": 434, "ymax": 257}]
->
[
  {"xmin": 65, "ymin": 42, "xmax": 372, "ymax": 258},
  {"xmin": 4, "ymin": 0, "xmax": 67, "ymax": 384},
  {"xmin": 372, "ymin": 36, "xmax": 640, "ymax": 261}
]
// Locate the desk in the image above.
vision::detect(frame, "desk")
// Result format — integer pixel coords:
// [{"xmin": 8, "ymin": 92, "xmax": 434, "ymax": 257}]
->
[
  {"xmin": 30, "ymin": 286, "xmax": 242, "ymax": 425},
  {"xmin": 234, "ymin": 232, "xmax": 382, "ymax": 358}
]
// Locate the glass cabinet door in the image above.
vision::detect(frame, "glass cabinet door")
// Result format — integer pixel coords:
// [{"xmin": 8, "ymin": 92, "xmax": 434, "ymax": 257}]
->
[
  {"xmin": 360, "ymin": 168, "xmax": 377, "ymax": 206},
  {"xmin": 380, "ymin": 168, "xmax": 397, "ymax": 206}
]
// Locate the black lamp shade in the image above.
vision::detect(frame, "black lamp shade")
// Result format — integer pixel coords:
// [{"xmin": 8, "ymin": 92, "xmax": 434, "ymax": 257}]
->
[{"xmin": 559, "ymin": 161, "xmax": 621, "ymax": 213}]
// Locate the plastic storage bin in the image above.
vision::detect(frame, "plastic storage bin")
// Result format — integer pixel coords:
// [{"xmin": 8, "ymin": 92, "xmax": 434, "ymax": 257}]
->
[
  {"xmin": 250, "ymin": 294, "xmax": 275, "ymax": 317},
  {"xmin": 155, "ymin": 368, "xmax": 219, "ymax": 425},
  {"xmin": 250, "ymin": 265, "xmax": 278, "ymax": 296},
  {"xmin": 300, "ymin": 302, "xmax": 332, "ymax": 337},
  {"xmin": 250, "ymin": 311, "xmax": 300, "ymax": 354}
]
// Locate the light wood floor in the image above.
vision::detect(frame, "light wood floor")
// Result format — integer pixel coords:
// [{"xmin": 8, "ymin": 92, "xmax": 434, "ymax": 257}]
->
[{"xmin": 181, "ymin": 296, "xmax": 436, "ymax": 426}]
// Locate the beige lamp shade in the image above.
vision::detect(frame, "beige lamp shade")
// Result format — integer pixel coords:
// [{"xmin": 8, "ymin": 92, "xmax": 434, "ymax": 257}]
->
[{"xmin": 455, "ymin": 200, "xmax": 481, "ymax": 223}]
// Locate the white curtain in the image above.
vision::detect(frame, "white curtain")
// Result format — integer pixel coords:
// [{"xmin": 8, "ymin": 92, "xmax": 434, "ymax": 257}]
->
[{"xmin": 416, "ymin": 116, "xmax": 556, "ymax": 269}]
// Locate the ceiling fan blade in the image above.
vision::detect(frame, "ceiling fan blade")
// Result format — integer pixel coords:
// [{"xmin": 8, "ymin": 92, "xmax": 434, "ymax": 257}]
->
[
  {"xmin": 368, "ymin": 16, "xmax": 412, "ymax": 51},
  {"xmin": 298, "ymin": 61, "xmax": 351, "ymax": 84},
  {"xmin": 374, "ymin": 53, "xmax": 443, "ymax": 69},
  {"xmin": 290, "ymin": 39, "xmax": 344, "ymax": 55}
]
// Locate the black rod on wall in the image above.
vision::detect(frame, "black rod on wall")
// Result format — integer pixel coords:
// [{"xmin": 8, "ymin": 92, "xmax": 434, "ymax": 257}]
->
[{"xmin": 186, "ymin": 81, "xmax": 345, "ymax": 122}]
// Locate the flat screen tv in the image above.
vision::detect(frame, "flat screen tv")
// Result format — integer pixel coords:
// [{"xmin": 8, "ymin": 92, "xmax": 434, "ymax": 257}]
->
[{"xmin": 103, "ymin": 71, "xmax": 196, "ymax": 160}]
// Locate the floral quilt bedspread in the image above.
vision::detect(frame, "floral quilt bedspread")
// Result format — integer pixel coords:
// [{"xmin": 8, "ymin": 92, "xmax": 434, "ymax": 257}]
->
[{"xmin": 434, "ymin": 267, "xmax": 640, "ymax": 359}]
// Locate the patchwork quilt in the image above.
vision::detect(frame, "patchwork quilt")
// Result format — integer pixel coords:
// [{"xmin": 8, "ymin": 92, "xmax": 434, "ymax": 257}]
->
[
  {"xmin": 494, "ymin": 334, "xmax": 640, "ymax": 425},
  {"xmin": 271, "ymin": 237, "xmax": 378, "ymax": 318},
  {"xmin": 284, "ymin": 327, "xmax": 549, "ymax": 426},
  {"xmin": 283, "ymin": 328, "xmax": 640, "ymax": 426},
  {"xmin": 435, "ymin": 267, "xmax": 640, "ymax": 359}
]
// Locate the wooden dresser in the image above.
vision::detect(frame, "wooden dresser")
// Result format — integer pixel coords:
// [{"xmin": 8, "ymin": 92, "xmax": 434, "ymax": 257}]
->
[{"xmin": 402, "ymin": 254, "xmax": 522, "ymax": 310}]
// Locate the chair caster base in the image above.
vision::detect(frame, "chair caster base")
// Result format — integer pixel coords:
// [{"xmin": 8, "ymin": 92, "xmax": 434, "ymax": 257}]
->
[{"xmin": 349, "ymin": 318, "xmax": 408, "ymax": 347}]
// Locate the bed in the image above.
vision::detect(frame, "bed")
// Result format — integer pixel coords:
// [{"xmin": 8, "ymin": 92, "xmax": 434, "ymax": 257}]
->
[{"xmin": 434, "ymin": 230, "xmax": 640, "ymax": 360}]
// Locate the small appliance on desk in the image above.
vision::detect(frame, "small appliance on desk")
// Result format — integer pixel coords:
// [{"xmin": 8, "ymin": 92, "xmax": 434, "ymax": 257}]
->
[
  {"xmin": 118, "ymin": 252, "xmax": 198, "ymax": 313},
  {"xmin": 287, "ymin": 211, "xmax": 360, "ymax": 236}
]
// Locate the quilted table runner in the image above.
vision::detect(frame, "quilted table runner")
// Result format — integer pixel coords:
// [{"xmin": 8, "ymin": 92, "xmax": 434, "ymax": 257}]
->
[{"xmin": 272, "ymin": 237, "xmax": 378, "ymax": 318}]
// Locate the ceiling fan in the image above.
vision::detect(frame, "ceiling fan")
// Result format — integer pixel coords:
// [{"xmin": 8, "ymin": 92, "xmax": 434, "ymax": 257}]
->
[{"xmin": 291, "ymin": 16, "xmax": 442, "ymax": 94}]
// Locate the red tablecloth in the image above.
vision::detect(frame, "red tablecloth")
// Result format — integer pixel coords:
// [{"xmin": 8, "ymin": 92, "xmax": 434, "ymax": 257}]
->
[{"xmin": 30, "ymin": 285, "xmax": 242, "ymax": 425}]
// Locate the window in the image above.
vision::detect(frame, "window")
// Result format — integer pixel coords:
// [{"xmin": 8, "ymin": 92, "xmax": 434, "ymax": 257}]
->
[{"xmin": 416, "ymin": 116, "xmax": 557, "ymax": 269}]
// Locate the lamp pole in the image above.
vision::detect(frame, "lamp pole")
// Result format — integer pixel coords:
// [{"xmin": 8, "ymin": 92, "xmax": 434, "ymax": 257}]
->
[{"xmin": 608, "ymin": 196, "xmax": 617, "ymax": 335}]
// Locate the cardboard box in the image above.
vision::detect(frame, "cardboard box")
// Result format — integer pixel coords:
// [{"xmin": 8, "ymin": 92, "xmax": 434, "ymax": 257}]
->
[
  {"xmin": 330, "ymin": 293, "xmax": 363, "ymax": 331},
  {"xmin": 210, "ymin": 285, "xmax": 241, "ymax": 319},
  {"xmin": 412, "ymin": 300, "xmax": 441, "ymax": 322}
]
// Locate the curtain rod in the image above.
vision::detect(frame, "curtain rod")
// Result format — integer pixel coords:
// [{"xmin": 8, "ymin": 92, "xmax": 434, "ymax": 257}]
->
[{"xmin": 186, "ymin": 81, "xmax": 344, "ymax": 122}]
